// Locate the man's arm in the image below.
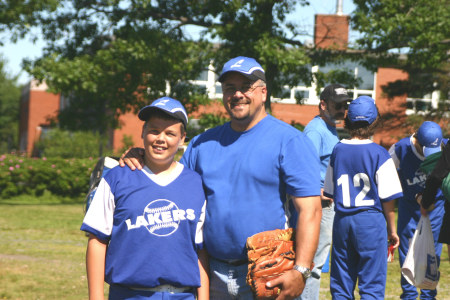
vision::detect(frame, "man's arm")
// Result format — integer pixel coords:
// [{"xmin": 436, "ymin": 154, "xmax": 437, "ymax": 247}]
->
[
  {"xmin": 267, "ymin": 195, "xmax": 322, "ymax": 299},
  {"xmin": 421, "ymin": 143, "xmax": 450, "ymax": 210},
  {"xmin": 86, "ymin": 235, "xmax": 108, "ymax": 300}
]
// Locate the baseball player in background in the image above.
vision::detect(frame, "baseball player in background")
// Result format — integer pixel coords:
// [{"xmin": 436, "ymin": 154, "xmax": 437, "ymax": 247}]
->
[
  {"xmin": 299, "ymin": 84, "xmax": 351, "ymax": 300},
  {"xmin": 389, "ymin": 121, "xmax": 447, "ymax": 299},
  {"xmin": 324, "ymin": 96, "xmax": 403, "ymax": 299},
  {"xmin": 81, "ymin": 97, "xmax": 209, "ymax": 300}
]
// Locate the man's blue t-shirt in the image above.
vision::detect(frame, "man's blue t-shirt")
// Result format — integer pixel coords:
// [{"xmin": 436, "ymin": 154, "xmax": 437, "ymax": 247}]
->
[
  {"xmin": 180, "ymin": 115, "xmax": 321, "ymax": 260},
  {"xmin": 304, "ymin": 116, "xmax": 339, "ymax": 186}
]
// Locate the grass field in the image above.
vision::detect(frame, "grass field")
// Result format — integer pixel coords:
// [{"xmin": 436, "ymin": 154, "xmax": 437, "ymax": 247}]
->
[{"xmin": 0, "ymin": 195, "xmax": 449, "ymax": 299}]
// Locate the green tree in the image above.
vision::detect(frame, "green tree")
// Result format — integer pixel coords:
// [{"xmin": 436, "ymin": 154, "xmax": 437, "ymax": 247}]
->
[
  {"xmin": 19, "ymin": 0, "xmax": 358, "ymax": 117},
  {"xmin": 352, "ymin": 0, "xmax": 450, "ymax": 100},
  {"xmin": 0, "ymin": 0, "xmax": 59, "ymax": 44},
  {"xmin": 0, "ymin": 58, "xmax": 20, "ymax": 153}
]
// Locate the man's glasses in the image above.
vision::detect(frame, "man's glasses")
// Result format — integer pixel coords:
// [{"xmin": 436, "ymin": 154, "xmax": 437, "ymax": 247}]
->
[{"xmin": 223, "ymin": 84, "xmax": 263, "ymax": 96}]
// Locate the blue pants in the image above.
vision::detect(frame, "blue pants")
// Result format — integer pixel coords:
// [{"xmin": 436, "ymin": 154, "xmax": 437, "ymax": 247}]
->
[
  {"xmin": 331, "ymin": 210, "xmax": 387, "ymax": 300},
  {"xmin": 298, "ymin": 202, "xmax": 335, "ymax": 300},
  {"xmin": 209, "ymin": 256, "xmax": 254, "ymax": 299},
  {"xmin": 397, "ymin": 198, "xmax": 444, "ymax": 300},
  {"xmin": 109, "ymin": 285, "xmax": 195, "ymax": 300}
]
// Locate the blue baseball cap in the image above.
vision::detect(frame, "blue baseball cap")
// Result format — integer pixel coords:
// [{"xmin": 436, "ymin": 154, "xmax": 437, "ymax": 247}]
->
[
  {"xmin": 347, "ymin": 96, "xmax": 378, "ymax": 124},
  {"xmin": 218, "ymin": 56, "xmax": 266, "ymax": 82},
  {"xmin": 138, "ymin": 97, "xmax": 188, "ymax": 128},
  {"xmin": 416, "ymin": 121, "xmax": 443, "ymax": 156}
]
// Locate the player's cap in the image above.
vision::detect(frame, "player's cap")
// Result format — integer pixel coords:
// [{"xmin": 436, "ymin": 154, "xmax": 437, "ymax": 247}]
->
[
  {"xmin": 138, "ymin": 97, "xmax": 188, "ymax": 128},
  {"xmin": 347, "ymin": 96, "xmax": 378, "ymax": 124},
  {"xmin": 320, "ymin": 84, "xmax": 352, "ymax": 103},
  {"xmin": 416, "ymin": 121, "xmax": 443, "ymax": 156},
  {"xmin": 218, "ymin": 56, "xmax": 266, "ymax": 83}
]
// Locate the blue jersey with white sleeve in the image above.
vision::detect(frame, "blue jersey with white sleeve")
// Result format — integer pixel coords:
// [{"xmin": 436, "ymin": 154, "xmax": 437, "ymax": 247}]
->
[
  {"xmin": 324, "ymin": 139, "xmax": 403, "ymax": 214},
  {"xmin": 80, "ymin": 163, "xmax": 206, "ymax": 288}
]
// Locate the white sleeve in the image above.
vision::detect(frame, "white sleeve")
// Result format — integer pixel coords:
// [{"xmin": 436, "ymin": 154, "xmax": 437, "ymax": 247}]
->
[
  {"xmin": 82, "ymin": 178, "xmax": 116, "ymax": 236},
  {"xmin": 323, "ymin": 164, "xmax": 334, "ymax": 197},
  {"xmin": 388, "ymin": 144, "xmax": 400, "ymax": 169},
  {"xmin": 195, "ymin": 200, "xmax": 207, "ymax": 245},
  {"xmin": 376, "ymin": 158, "xmax": 403, "ymax": 200}
]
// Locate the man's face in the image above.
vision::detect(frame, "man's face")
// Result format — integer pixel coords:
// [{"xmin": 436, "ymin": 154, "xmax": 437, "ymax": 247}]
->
[
  {"xmin": 322, "ymin": 100, "xmax": 348, "ymax": 121},
  {"xmin": 141, "ymin": 116, "xmax": 185, "ymax": 172},
  {"xmin": 221, "ymin": 72, "xmax": 267, "ymax": 131}
]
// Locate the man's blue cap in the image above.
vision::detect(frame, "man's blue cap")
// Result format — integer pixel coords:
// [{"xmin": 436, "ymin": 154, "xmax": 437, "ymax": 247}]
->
[
  {"xmin": 347, "ymin": 95, "xmax": 378, "ymax": 124},
  {"xmin": 138, "ymin": 97, "xmax": 188, "ymax": 128},
  {"xmin": 218, "ymin": 56, "xmax": 266, "ymax": 83},
  {"xmin": 416, "ymin": 121, "xmax": 443, "ymax": 156}
]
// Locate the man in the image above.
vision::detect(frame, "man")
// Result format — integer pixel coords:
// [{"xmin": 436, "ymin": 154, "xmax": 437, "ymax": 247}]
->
[
  {"xmin": 299, "ymin": 84, "xmax": 351, "ymax": 300},
  {"xmin": 121, "ymin": 56, "xmax": 322, "ymax": 299},
  {"xmin": 420, "ymin": 138, "xmax": 450, "ymax": 261},
  {"xmin": 389, "ymin": 121, "xmax": 446, "ymax": 299}
]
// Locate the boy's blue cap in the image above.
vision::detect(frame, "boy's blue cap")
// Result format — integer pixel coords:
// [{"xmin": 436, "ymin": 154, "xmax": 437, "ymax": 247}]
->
[
  {"xmin": 416, "ymin": 121, "xmax": 443, "ymax": 156},
  {"xmin": 347, "ymin": 96, "xmax": 378, "ymax": 124},
  {"xmin": 138, "ymin": 97, "xmax": 188, "ymax": 128},
  {"xmin": 218, "ymin": 56, "xmax": 266, "ymax": 83}
]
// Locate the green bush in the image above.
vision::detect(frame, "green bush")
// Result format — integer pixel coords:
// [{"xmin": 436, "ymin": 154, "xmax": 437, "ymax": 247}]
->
[
  {"xmin": 35, "ymin": 129, "xmax": 111, "ymax": 158},
  {"xmin": 0, "ymin": 154, "xmax": 97, "ymax": 199}
]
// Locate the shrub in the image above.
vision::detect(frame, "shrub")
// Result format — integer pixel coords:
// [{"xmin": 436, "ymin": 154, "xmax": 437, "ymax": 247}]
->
[
  {"xmin": 0, "ymin": 154, "xmax": 97, "ymax": 199},
  {"xmin": 35, "ymin": 129, "xmax": 111, "ymax": 158}
]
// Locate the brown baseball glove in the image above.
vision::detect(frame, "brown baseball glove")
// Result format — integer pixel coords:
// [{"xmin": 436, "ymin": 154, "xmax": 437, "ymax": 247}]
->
[{"xmin": 246, "ymin": 228, "xmax": 295, "ymax": 299}]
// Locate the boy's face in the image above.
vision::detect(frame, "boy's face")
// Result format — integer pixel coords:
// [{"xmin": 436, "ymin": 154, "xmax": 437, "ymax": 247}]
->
[{"xmin": 141, "ymin": 115, "xmax": 186, "ymax": 172}]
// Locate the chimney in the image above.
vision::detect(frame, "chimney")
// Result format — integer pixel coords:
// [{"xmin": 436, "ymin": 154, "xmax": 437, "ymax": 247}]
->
[{"xmin": 314, "ymin": 0, "xmax": 349, "ymax": 50}]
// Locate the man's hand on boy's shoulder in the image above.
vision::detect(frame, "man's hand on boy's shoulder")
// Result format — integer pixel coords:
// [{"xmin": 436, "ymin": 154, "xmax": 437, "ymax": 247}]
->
[{"xmin": 119, "ymin": 147, "xmax": 145, "ymax": 170}]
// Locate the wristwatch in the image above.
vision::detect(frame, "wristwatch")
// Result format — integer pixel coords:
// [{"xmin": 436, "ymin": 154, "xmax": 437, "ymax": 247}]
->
[{"xmin": 293, "ymin": 264, "xmax": 312, "ymax": 279}]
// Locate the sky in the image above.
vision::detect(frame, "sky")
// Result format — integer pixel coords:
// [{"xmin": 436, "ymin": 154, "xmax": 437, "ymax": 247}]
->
[{"xmin": 0, "ymin": 0, "xmax": 356, "ymax": 85}]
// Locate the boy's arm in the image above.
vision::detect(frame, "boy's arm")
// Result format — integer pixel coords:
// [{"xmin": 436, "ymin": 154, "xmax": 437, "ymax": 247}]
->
[
  {"xmin": 197, "ymin": 249, "xmax": 209, "ymax": 300},
  {"xmin": 86, "ymin": 235, "xmax": 108, "ymax": 300},
  {"xmin": 382, "ymin": 200, "xmax": 400, "ymax": 248}
]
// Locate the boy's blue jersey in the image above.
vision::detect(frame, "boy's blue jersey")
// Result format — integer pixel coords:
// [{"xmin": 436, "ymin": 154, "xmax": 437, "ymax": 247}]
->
[
  {"xmin": 81, "ymin": 163, "xmax": 206, "ymax": 288},
  {"xmin": 389, "ymin": 136, "xmax": 449, "ymax": 203},
  {"xmin": 324, "ymin": 139, "xmax": 403, "ymax": 214}
]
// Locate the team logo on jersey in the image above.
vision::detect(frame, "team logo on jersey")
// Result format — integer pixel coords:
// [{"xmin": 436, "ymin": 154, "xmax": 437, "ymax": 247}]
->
[
  {"xmin": 406, "ymin": 169, "xmax": 427, "ymax": 188},
  {"xmin": 125, "ymin": 199, "xmax": 195, "ymax": 237}
]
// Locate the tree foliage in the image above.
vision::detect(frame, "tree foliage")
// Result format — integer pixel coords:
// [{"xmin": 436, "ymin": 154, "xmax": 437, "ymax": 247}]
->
[
  {"xmin": 17, "ymin": 0, "xmax": 357, "ymax": 121},
  {"xmin": 352, "ymin": 0, "xmax": 450, "ymax": 99},
  {"xmin": 0, "ymin": 58, "xmax": 21, "ymax": 153},
  {"xmin": 2, "ymin": 0, "xmax": 448, "ymax": 136}
]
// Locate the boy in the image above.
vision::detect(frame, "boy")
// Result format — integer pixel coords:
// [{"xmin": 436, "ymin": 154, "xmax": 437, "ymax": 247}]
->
[
  {"xmin": 81, "ymin": 97, "xmax": 209, "ymax": 300},
  {"xmin": 389, "ymin": 120, "xmax": 446, "ymax": 299},
  {"xmin": 323, "ymin": 96, "xmax": 403, "ymax": 299}
]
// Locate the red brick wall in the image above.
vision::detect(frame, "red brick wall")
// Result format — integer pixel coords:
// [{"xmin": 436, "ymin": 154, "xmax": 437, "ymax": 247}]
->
[
  {"xmin": 20, "ymin": 84, "xmax": 60, "ymax": 156},
  {"xmin": 373, "ymin": 67, "xmax": 410, "ymax": 148},
  {"xmin": 314, "ymin": 14, "xmax": 349, "ymax": 50},
  {"xmin": 113, "ymin": 112, "xmax": 144, "ymax": 152},
  {"xmin": 272, "ymin": 103, "xmax": 318, "ymax": 127}
]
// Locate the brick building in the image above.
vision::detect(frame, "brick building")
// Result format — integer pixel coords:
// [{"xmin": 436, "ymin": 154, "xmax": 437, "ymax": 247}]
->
[{"xmin": 18, "ymin": 12, "xmax": 435, "ymax": 156}]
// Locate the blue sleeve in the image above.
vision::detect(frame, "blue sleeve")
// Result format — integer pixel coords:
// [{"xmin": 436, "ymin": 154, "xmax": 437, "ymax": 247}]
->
[{"xmin": 281, "ymin": 134, "xmax": 321, "ymax": 197}]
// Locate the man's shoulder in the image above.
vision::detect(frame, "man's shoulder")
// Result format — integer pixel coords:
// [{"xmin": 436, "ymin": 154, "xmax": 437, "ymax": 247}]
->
[
  {"xmin": 191, "ymin": 122, "xmax": 229, "ymax": 143},
  {"xmin": 264, "ymin": 115, "xmax": 303, "ymax": 136}
]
